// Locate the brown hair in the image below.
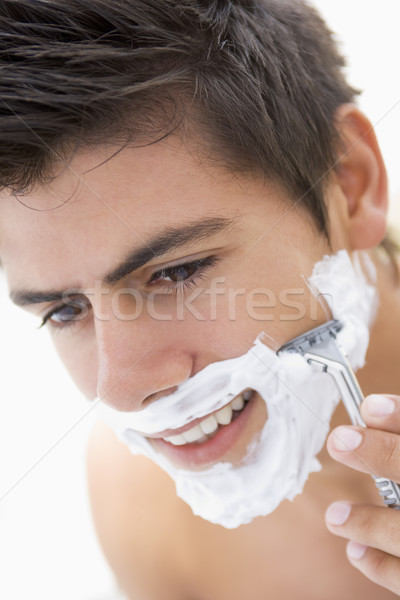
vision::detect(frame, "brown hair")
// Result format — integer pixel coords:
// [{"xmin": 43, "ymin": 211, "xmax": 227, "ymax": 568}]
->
[{"xmin": 1, "ymin": 0, "xmax": 398, "ymax": 272}]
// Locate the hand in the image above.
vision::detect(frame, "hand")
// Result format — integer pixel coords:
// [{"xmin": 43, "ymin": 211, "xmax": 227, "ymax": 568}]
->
[{"xmin": 325, "ymin": 394, "xmax": 400, "ymax": 595}]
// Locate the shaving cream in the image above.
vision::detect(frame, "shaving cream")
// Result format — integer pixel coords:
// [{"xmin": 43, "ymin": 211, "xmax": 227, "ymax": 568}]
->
[{"xmin": 97, "ymin": 250, "xmax": 377, "ymax": 528}]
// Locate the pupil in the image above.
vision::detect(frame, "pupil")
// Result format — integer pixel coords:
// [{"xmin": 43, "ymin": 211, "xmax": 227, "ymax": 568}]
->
[
  {"xmin": 58, "ymin": 304, "xmax": 81, "ymax": 321},
  {"xmin": 170, "ymin": 264, "xmax": 195, "ymax": 282}
]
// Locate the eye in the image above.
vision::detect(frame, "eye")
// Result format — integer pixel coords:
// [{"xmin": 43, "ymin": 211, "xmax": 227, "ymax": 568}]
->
[
  {"xmin": 148, "ymin": 256, "xmax": 220, "ymax": 291},
  {"xmin": 40, "ymin": 297, "xmax": 90, "ymax": 329}
]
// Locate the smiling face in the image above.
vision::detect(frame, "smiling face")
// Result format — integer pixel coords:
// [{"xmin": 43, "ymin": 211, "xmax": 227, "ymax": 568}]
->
[{"xmin": 0, "ymin": 132, "xmax": 356, "ymax": 468}]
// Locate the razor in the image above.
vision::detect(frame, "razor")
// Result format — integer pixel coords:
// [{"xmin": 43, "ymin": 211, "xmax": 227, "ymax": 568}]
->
[{"xmin": 278, "ymin": 319, "xmax": 400, "ymax": 509}]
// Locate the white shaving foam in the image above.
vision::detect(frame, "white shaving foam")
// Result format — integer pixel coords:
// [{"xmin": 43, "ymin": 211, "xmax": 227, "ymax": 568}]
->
[{"xmin": 97, "ymin": 250, "xmax": 377, "ymax": 528}]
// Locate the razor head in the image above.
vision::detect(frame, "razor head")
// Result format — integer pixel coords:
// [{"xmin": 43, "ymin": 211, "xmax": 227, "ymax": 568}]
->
[
  {"xmin": 278, "ymin": 318, "xmax": 365, "ymax": 425},
  {"xmin": 278, "ymin": 319, "xmax": 343, "ymax": 355}
]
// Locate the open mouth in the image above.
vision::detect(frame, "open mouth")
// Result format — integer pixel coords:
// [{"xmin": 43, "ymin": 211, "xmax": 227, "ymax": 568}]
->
[
  {"xmin": 148, "ymin": 389, "xmax": 263, "ymax": 469},
  {"xmin": 163, "ymin": 389, "xmax": 253, "ymax": 446}
]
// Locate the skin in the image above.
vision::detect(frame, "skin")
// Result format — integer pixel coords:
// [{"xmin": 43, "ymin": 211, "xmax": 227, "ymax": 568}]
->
[{"xmin": 1, "ymin": 104, "xmax": 400, "ymax": 598}]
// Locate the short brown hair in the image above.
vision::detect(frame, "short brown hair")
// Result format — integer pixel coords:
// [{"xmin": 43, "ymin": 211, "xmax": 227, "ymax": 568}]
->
[{"xmin": 0, "ymin": 0, "xmax": 361, "ymax": 237}]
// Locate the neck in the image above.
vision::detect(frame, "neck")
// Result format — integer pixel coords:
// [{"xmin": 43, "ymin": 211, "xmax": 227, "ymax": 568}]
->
[{"xmin": 355, "ymin": 250, "xmax": 400, "ymax": 396}]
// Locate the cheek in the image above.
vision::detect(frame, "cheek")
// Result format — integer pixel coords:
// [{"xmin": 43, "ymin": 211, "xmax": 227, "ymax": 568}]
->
[
  {"xmin": 167, "ymin": 284, "xmax": 325, "ymax": 364},
  {"xmin": 194, "ymin": 261, "xmax": 328, "ymax": 348},
  {"xmin": 51, "ymin": 332, "xmax": 98, "ymax": 399}
]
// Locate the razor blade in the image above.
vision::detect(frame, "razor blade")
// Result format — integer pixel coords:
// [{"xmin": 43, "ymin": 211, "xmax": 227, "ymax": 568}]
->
[{"xmin": 278, "ymin": 320, "xmax": 400, "ymax": 509}]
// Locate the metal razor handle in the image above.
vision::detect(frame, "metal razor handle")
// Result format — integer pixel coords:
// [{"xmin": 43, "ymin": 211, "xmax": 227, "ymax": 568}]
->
[
  {"xmin": 306, "ymin": 353, "xmax": 400, "ymax": 509},
  {"xmin": 279, "ymin": 320, "xmax": 400, "ymax": 509}
]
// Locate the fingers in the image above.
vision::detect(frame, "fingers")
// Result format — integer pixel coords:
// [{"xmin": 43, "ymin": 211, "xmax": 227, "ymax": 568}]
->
[
  {"xmin": 327, "ymin": 425, "xmax": 400, "ymax": 481},
  {"xmin": 325, "ymin": 394, "xmax": 400, "ymax": 595},
  {"xmin": 325, "ymin": 502, "xmax": 400, "ymax": 557},
  {"xmin": 325, "ymin": 501, "xmax": 400, "ymax": 595},
  {"xmin": 346, "ymin": 544, "xmax": 400, "ymax": 596},
  {"xmin": 361, "ymin": 394, "xmax": 400, "ymax": 434},
  {"xmin": 327, "ymin": 394, "xmax": 400, "ymax": 480}
]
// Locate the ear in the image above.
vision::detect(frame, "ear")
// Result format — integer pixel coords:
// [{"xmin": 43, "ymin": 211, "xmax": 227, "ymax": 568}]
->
[{"xmin": 332, "ymin": 104, "xmax": 388, "ymax": 250}]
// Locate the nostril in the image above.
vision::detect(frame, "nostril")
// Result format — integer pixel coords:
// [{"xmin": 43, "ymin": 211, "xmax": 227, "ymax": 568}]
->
[{"xmin": 143, "ymin": 386, "xmax": 179, "ymax": 407}]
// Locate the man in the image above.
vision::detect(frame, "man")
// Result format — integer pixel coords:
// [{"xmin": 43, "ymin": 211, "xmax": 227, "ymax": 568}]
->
[{"xmin": 0, "ymin": 1, "xmax": 399, "ymax": 598}]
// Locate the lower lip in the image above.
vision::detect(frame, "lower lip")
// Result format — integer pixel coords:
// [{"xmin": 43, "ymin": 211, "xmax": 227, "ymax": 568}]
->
[{"xmin": 150, "ymin": 392, "xmax": 258, "ymax": 468}]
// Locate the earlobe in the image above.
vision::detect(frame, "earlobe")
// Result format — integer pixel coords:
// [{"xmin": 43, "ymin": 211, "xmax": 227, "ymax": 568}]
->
[{"xmin": 333, "ymin": 104, "xmax": 388, "ymax": 250}]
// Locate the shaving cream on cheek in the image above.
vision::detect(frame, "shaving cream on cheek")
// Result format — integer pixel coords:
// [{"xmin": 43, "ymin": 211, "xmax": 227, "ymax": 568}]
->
[{"xmin": 98, "ymin": 250, "xmax": 377, "ymax": 528}]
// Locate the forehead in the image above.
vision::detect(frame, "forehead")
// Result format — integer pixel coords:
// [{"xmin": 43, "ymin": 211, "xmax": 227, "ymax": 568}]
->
[{"xmin": 0, "ymin": 136, "xmax": 284, "ymax": 290}]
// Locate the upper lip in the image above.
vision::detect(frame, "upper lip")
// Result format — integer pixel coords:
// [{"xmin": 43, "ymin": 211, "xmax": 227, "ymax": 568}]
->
[{"xmin": 137, "ymin": 392, "xmax": 245, "ymax": 439}]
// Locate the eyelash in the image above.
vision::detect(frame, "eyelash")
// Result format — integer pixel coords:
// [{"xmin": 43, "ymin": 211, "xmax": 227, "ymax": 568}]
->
[
  {"xmin": 39, "ymin": 297, "xmax": 90, "ymax": 330},
  {"xmin": 148, "ymin": 255, "xmax": 220, "ymax": 293},
  {"xmin": 39, "ymin": 255, "xmax": 220, "ymax": 329}
]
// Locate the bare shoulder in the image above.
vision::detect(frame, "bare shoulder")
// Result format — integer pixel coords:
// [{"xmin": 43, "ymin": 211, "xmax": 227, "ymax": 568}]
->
[{"xmin": 86, "ymin": 422, "xmax": 192, "ymax": 598}]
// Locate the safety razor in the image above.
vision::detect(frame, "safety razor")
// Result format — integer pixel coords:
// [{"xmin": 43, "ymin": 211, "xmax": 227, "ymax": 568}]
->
[{"xmin": 278, "ymin": 319, "xmax": 400, "ymax": 509}]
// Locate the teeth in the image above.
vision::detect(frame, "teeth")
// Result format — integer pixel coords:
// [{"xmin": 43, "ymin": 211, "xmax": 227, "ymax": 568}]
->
[
  {"xmin": 165, "ymin": 433, "xmax": 187, "ymax": 446},
  {"xmin": 182, "ymin": 424, "xmax": 205, "ymax": 443},
  {"xmin": 164, "ymin": 390, "xmax": 252, "ymax": 446},
  {"xmin": 231, "ymin": 394, "xmax": 245, "ymax": 411},
  {"xmin": 215, "ymin": 404, "xmax": 233, "ymax": 425},
  {"xmin": 199, "ymin": 414, "xmax": 219, "ymax": 435}
]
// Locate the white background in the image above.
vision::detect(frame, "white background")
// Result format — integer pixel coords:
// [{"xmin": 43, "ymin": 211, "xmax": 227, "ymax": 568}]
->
[{"xmin": 0, "ymin": 2, "xmax": 399, "ymax": 599}]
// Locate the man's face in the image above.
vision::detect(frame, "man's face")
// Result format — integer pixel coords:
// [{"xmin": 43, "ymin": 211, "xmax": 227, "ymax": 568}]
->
[{"xmin": 0, "ymin": 135, "xmax": 344, "ymax": 468}]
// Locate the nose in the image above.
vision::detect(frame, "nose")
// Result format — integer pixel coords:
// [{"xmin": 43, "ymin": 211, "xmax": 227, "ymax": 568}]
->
[{"xmin": 94, "ymin": 311, "xmax": 193, "ymax": 413}]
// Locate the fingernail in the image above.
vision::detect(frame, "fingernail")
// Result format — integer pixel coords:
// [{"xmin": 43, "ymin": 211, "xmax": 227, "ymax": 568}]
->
[
  {"xmin": 325, "ymin": 501, "xmax": 352, "ymax": 526},
  {"xmin": 365, "ymin": 394, "xmax": 395, "ymax": 417},
  {"xmin": 347, "ymin": 541, "xmax": 367, "ymax": 560},
  {"xmin": 332, "ymin": 427, "xmax": 363, "ymax": 451}
]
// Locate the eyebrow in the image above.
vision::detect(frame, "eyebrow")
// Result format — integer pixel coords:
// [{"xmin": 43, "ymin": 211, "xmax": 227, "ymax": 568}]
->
[{"xmin": 10, "ymin": 216, "xmax": 236, "ymax": 307}]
